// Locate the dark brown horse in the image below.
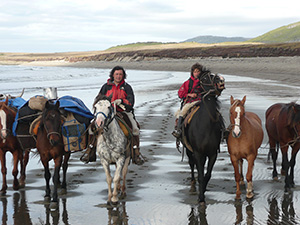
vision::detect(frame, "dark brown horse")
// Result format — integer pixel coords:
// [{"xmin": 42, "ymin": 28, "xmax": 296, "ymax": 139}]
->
[
  {"xmin": 265, "ymin": 102, "xmax": 300, "ymax": 191},
  {"xmin": 227, "ymin": 96, "xmax": 263, "ymax": 199},
  {"xmin": 0, "ymin": 98, "xmax": 26, "ymax": 195},
  {"xmin": 36, "ymin": 100, "xmax": 70, "ymax": 209}
]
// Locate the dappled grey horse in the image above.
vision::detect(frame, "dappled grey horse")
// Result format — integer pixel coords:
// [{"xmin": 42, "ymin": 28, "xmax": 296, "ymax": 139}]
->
[{"xmin": 93, "ymin": 95, "xmax": 130, "ymax": 205}]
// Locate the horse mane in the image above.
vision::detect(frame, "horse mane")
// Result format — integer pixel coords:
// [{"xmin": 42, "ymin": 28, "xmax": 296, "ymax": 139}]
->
[
  {"xmin": 93, "ymin": 94, "xmax": 111, "ymax": 108},
  {"xmin": 0, "ymin": 101, "xmax": 16, "ymax": 127},
  {"xmin": 287, "ymin": 102, "xmax": 300, "ymax": 127}
]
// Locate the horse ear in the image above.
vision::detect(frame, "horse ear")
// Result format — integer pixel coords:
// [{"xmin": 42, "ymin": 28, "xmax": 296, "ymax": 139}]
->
[
  {"xmin": 55, "ymin": 100, "xmax": 60, "ymax": 109},
  {"xmin": 241, "ymin": 96, "xmax": 246, "ymax": 105},
  {"xmin": 4, "ymin": 96, "xmax": 8, "ymax": 105},
  {"xmin": 230, "ymin": 96, "xmax": 234, "ymax": 105},
  {"xmin": 45, "ymin": 100, "xmax": 50, "ymax": 109}
]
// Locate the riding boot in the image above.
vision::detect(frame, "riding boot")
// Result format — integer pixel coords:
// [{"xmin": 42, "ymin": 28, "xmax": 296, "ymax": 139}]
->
[
  {"xmin": 132, "ymin": 135, "xmax": 144, "ymax": 165},
  {"xmin": 172, "ymin": 116, "xmax": 183, "ymax": 139}
]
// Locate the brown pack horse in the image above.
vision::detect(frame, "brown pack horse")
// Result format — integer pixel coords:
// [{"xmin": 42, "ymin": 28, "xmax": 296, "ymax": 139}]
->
[
  {"xmin": 0, "ymin": 98, "xmax": 26, "ymax": 195},
  {"xmin": 227, "ymin": 96, "xmax": 263, "ymax": 199},
  {"xmin": 265, "ymin": 102, "xmax": 300, "ymax": 191},
  {"xmin": 36, "ymin": 100, "xmax": 70, "ymax": 209}
]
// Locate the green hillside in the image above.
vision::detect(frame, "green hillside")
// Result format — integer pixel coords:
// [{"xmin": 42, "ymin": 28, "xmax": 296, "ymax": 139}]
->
[{"xmin": 249, "ymin": 21, "xmax": 300, "ymax": 43}]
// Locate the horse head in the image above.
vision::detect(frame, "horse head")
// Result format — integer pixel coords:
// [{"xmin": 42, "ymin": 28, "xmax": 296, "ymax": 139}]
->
[
  {"xmin": 0, "ymin": 97, "xmax": 15, "ymax": 141},
  {"xmin": 41, "ymin": 100, "xmax": 62, "ymax": 146},
  {"xmin": 229, "ymin": 95, "xmax": 246, "ymax": 138},
  {"xmin": 199, "ymin": 70, "xmax": 225, "ymax": 97},
  {"xmin": 93, "ymin": 94, "xmax": 114, "ymax": 130}
]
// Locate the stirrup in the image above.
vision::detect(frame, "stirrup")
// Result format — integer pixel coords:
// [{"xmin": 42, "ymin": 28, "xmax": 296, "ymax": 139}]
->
[{"xmin": 172, "ymin": 130, "xmax": 182, "ymax": 139}]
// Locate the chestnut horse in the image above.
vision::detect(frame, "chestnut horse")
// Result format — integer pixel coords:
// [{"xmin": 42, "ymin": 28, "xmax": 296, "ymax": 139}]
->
[
  {"xmin": 0, "ymin": 98, "xmax": 25, "ymax": 194},
  {"xmin": 36, "ymin": 100, "xmax": 70, "ymax": 209},
  {"xmin": 227, "ymin": 96, "xmax": 263, "ymax": 199},
  {"xmin": 265, "ymin": 102, "xmax": 300, "ymax": 191}
]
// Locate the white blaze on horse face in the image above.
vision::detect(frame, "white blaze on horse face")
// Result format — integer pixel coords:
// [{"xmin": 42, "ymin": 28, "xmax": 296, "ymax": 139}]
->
[
  {"xmin": 0, "ymin": 110, "xmax": 7, "ymax": 142},
  {"xmin": 95, "ymin": 100, "xmax": 111, "ymax": 129},
  {"xmin": 233, "ymin": 106, "xmax": 241, "ymax": 136}
]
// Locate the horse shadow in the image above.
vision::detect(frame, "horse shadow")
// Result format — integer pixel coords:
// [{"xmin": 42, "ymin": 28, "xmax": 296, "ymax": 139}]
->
[
  {"xmin": 267, "ymin": 192, "xmax": 298, "ymax": 224},
  {"xmin": 0, "ymin": 190, "xmax": 32, "ymax": 225}
]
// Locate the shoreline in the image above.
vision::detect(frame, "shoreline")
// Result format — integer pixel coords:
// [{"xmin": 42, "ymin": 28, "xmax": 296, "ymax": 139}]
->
[{"xmin": 1, "ymin": 56, "xmax": 299, "ymax": 85}]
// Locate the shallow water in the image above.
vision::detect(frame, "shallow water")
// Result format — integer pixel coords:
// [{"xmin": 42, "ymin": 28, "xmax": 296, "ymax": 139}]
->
[{"xmin": 0, "ymin": 65, "xmax": 300, "ymax": 225}]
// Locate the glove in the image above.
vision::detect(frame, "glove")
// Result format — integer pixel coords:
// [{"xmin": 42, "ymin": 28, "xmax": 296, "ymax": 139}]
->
[{"xmin": 112, "ymin": 99, "xmax": 122, "ymax": 105}]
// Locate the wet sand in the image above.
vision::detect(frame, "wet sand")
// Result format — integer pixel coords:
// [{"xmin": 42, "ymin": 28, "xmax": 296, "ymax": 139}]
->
[{"xmin": 1, "ymin": 58, "xmax": 300, "ymax": 224}]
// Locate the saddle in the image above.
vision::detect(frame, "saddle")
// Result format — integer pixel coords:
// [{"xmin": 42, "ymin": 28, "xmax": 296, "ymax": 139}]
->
[
  {"xmin": 177, "ymin": 105, "xmax": 200, "ymax": 153},
  {"xmin": 80, "ymin": 112, "xmax": 141, "ymax": 164}
]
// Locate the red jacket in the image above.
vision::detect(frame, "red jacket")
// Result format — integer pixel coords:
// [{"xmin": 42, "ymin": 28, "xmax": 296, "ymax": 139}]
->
[
  {"xmin": 178, "ymin": 75, "xmax": 202, "ymax": 104},
  {"xmin": 98, "ymin": 79, "xmax": 134, "ymax": 112}
]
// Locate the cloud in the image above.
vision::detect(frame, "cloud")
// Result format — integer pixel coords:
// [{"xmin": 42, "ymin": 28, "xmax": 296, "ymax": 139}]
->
[{"xmin": 0, "ymin": 0, "xmax": 299, "ymax": 52}]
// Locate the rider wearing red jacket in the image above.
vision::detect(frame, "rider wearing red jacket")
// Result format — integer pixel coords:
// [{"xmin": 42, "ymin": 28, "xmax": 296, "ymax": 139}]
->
[{"xmin": 172, "ymin": 63, "xmax": 204, "ymax": 139}]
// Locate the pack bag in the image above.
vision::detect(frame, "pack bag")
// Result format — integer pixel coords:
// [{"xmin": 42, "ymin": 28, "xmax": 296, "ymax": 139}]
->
[
  {"xmin": 62, "ymin": 112, "xmax": 87, "ymax": 152},
  {"xmin": 28, "ymin": 95, "xmax": 48, "ymax": 111}
]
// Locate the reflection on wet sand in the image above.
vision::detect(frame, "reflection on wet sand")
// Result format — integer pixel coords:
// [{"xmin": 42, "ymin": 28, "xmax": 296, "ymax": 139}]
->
[
  {"xmin": 0, "ymin": 190, "xmax": 32, "ymax": 225},
  {"xmin": 267, "ymin": 192, "xmax": 298, "ymax": 225},
  {"xmin": 188, "ymin": 205, "xmax": 208, "ymax": 225},
  {"xmin": 234, "ymin": 199, "xmax": 254, "ymax": 225},
  {"xmin": 0, "ymin": 190, "xmax": 71, "ymax": 225},
  {"xmin": 41, "ymin": 198, "xmax": 69, "ymax": 225},
  {"xmin": 107, "ymin": 202, "xmax": 129, "ymax": 225}
]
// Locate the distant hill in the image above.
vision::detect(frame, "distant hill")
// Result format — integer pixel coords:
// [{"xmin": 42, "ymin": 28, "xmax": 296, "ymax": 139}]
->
[
  {"xmin": 249, "ymin": 21, "xmax": 300, "ymax": 43},
  {"xmin": 183, "ymin": 35, "xmax": 250, "ymax": 44}
]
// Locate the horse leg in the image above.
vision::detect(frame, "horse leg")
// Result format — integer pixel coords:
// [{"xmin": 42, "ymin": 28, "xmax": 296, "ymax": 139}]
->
[
  {"xmin": 120, "ymin": 157, "xmax": 130, "ymax": 199},
  {"xmin": 51, "ymin": 156, "xmax": 63, "ymax": 206},
  {"xmin": 41, "ymin": 159, "xmax": 51, "ymax": 201},
  {"xmin": 111, "ymin": 159, "xmax": 124, "ymax": 205},
  {"xmin": 186, "ymin": 150, "xmax": 196, "ymax": 184},
  {"xmin": 239, "ymin": 159, "xmax": 245, "ymax": 185},
  {"xmin": 12, "ymin": 150, "xmax": 20, "ymax": 190},
  {"xmin": 19, "ymin": 149, "xmax": 30, "ymax": 187},
  {"xmin": 0, "ymin": 150, "xmax": 8, "ymax": 195},
  {"xmin": 246, "ymin": 156, "xmax": 255, "ymax": 199},
  {"xmin": 270, "ymin": 141, "xmax": 279, "ymax": 180},
  {"xmin": 61, "ymin": 153, "xmax": 70, "ymax": 193},
  {"xmin": 231, "ymin": 157, "xmax": 241, "ymax": 200},
  {"xmin": 288, "ymin": 147, "xmax": 299, "ymax": 188},
  {"xmin": 203, "ymin": 153, "xmax": 217, "ymax": 192},
  {"xmin": 194, "ymin": 152, "xmax": 206, "ymax": 203},
  {"xmin": 281, "ymin": 148, "xmax": 290, "ymax": 192},
  {"xmin": 102, "ymin": 162, "xmax": 113, "ymax": 204}
]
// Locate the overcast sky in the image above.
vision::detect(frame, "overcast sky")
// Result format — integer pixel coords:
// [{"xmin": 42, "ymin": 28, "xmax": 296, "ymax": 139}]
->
[{"xmin": 1, "ymin": 0, "xmax": 299, "ymax": 53}]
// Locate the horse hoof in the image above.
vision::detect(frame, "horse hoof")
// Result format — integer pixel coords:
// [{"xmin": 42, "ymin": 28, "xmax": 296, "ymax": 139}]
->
[
  {"xmin": 44, "ymin": 196, "xmax": 51, "ymax": 202},
  {"xmin": 50, "ymin": 202, "xmax": 59, "ymax": 211},
  {"xmin": 13, "ymin": 185, "xmax": 20, "ymax": 191},
  {"xmin": 60, "ymin": 188, "xmax": 67, "ymax": 195},
  {"xmin": 0, "ymin": 190, "xmax": 6, "ymax": 196},
  {"xmin": 273, "ymin": 177, "xmax": 278, "ymax": 181},
  {"xmin": 120, "ymin": 192, "xmax": 127, "ymax": 199},
  {"xmin": 246, "ymin": 192, "xmax": 254, "ymax": 199},
  {"xmin": 111, "ymin": 201, "xmax": 119, "ymax": 207}
]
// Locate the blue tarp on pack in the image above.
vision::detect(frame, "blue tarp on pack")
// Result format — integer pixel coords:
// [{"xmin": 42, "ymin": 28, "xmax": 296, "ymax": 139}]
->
[
  {"xmin": 56, "ymin": 95, "xmax": 93, "ymax": 119},
  {"xmin": 0, "ymin": 97, "xmax": 27, "ymax": 109},
  {"xmin": 12, "ymin": 95, "xmax": 93, "ymax": 136}
]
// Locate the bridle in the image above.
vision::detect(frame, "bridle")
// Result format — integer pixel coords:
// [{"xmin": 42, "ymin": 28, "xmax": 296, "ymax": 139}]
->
[
  {"xmin": 42, "ymin": 111, "xmax": 62, "ymax": 142},
  {"xmin": 94, "ymin": 104, "xmax": 114, "ymax": 131}
]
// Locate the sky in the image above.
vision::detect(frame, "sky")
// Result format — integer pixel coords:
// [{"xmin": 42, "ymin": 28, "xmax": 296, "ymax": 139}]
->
[{"xmin": 1, "ymin": 0, "xmax": 300, "ymax": 53}]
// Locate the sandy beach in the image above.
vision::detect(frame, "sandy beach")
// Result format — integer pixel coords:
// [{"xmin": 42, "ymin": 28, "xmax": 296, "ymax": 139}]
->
[
  {"xmin": 0, "ymin": 58, "xmax": 300, "ymax": 224},
  {"xmin": 19, "ymin": 56, "xmax": 299, "ymax": 85}
]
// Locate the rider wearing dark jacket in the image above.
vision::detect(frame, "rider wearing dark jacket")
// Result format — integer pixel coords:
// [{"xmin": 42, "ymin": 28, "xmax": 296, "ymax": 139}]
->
[{"xmin": 99, "ymin": 78, "xmax": 134, "ymax": 112}]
